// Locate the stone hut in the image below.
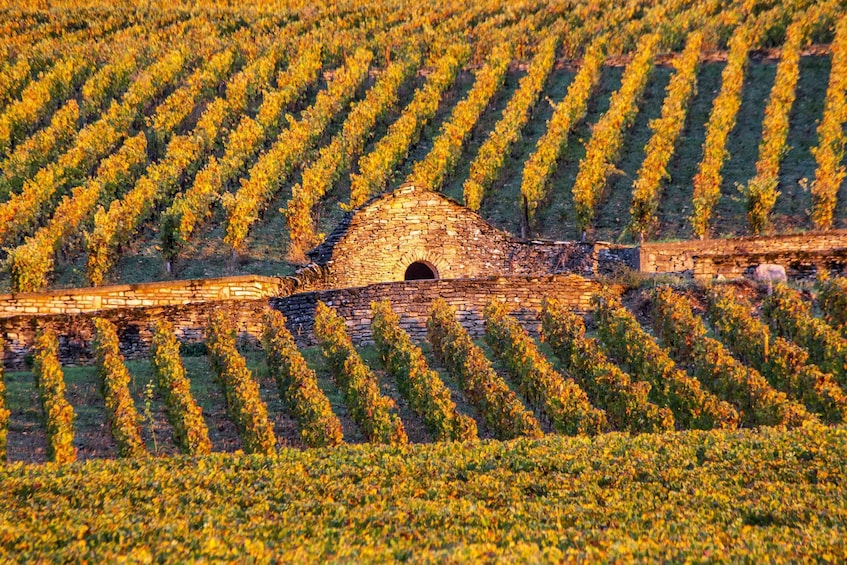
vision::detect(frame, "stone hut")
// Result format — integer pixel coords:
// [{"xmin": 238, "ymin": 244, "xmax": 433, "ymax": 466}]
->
[{"xmin": 306, "ymin": 183, "xmax": 632, "ymax": 288}]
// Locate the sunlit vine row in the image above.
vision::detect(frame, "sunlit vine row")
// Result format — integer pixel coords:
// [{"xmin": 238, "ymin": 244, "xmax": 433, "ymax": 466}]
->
[
  {"xmin": 629, "ymin": 31, "xmax": 702, "ymax": 240},
  {"xmin": 0, "ymin": 99, "xmax": 79, "ymax": 198},
  {"xmin": 483, "ymin": 300, "xmax": 606, "ymax": 436},
  {"xmin": 284, "ymin": 51, "xmax": 422, "ymax": 255},
  {"xmin": 572, "ymin": 32, "xmax": 660, "ymax": 234},
  {"xmin": 591, "ymin": 292, "xmax": 739, "ymax": 430},
  {"xmin": 371, "ymin": 300, "xmax": 477, "ymax": 442},
  {"xmin": 690, "ymin": 25, "xmax": 754, "ymax": 238},
  {"xmin": 0, "ymin": 54, "xmax": 91, "ymax": 157},
  {"xmin": 159, "ymin": 39, "xmax": 324, "ymax": 262},
  {"xmin": 743, "ymin": 17, "xmax": 804, "ymax": 234},
  {"xmin": 206, "ymin": 312, "xmax": 277, "ymax": 456},
  {"xmin": 92, "ymin": 318, "xmax": 146, "ymax": 458},
  {"xmin": 262, "ymin": 310, "xmax": 344, "ymax": 448},
  {"xmin": 810, "ymin": 17, "xmax": 847, "ymax": 229},
  {"xmin": 80, "ymin": 45, "xmax": 145, "ymax": 120},
  {"xmin": 540, "ymin": 297, "xmax": 675, "ymax": 434},
  {"xmin": 762, "ymin": 283, "xmax": 847, "ymax": 387},
  {"xmin": 0, "ymin": 44, "xmax": 196, "ymax": 247},
  {"xmin": 427, "ymin": 298, "xmax": 543, "ymax": 440},
  {"xmin": 348, "ymin": 42, "xmax": 471, "ymax": 208},
  {"xmin": 314, "ymin": 301, "xmax": 408, "ymax": 445},
  {"xmin": 407, "ymin": 40, "xmax": 513, "ymax": 191},
  {"xmin": 651, "ymin": 286, "xmax": 813, "ymax": 427},
  {"xmin": 85, "ymin": 35, "xmax": 262, "ymax": 285},
  {"xmin": 706, "ymin": 285, "xmax": 847, "ymax": 423},
  {"xmin": 463, "ymin": 28, "xmax": 559, "ymax": 211},
  {"xmin": 223, "ymin": 47, "xmax": 374, "ymax": 251},
  {"xmin": 7, "ymin": 132, "xmax": 147, "ymax": 292},
  {"xmin": 150, "ymin": 320, "xmax": 212, "ymax": 456},
  {"xmin": 519, "ymin": 35, "xmax": 607, "ymax": 226},
  {"xmin": 33, "ymin": 327, "xmax": 76, "ymax": 465}
]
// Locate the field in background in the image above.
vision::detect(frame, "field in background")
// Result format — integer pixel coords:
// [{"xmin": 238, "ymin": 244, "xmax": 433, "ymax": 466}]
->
[{"xmin": 0, "ymin": 0, "xmax": 843, "ymax": 291}]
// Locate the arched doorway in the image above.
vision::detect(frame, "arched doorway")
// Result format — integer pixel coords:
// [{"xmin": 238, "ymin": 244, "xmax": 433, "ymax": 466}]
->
[{"xmin": 404, "ymin": 261, "xmax": 438, "ymax": 280}]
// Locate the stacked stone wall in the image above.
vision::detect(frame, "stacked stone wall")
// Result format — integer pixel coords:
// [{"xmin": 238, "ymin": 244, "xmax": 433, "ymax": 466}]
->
[
  {"xmin": 0, "ymin": 275, "xmax": 607, "ymax": 368},
  {"xmin": 273, "ymin": 274, "xmax": 611, "ymax": 346},
  {"xmin": 0, "ymin": 275, "xmax": 294, "ymax": 318},
  {"xmin": 639, "ymin": 230, "xmax": 847, "ymax": 277}
]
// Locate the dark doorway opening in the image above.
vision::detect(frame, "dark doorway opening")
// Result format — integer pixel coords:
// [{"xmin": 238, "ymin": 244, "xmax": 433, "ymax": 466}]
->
[{"xmin": 404, "ymin": 261, "xmax": 437, "ymax": 280}]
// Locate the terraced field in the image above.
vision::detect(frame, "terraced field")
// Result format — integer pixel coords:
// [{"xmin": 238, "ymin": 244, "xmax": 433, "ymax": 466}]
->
[{"xmin": 0, "ymin": 0, "xmax": 844, "ymax": 292}]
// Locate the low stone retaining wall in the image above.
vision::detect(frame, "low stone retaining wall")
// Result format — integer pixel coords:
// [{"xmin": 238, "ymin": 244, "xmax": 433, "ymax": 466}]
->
[
  {"xmin": 638, "ymin": 230, "xmax": 847, "ymax": 277},
  {"xmin": 272, "ymin": 274, "xmax": 612, "ymax": 346},
  {"xmin": 0, "ymin": 274, "xmax": 609, "ymax": 368},
  {"xmin": 0, "ymin": 300, "xmax": 270, "ymax": 369},
  {"xmin": 0, "ymin": 275, "xmax": 295, "ymax": 318}
]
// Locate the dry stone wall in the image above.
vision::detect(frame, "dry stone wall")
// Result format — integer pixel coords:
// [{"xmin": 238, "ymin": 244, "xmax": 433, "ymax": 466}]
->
[
  {"xmin": 0, "ymin": 275, "xmax": 295, "ymax": 318},
  {"xmin": 639, "ymin": 230, "xmax": 847, "ymax": 277},
  {"xmin": 0, "ymin": 274, "xmax": 609, "ymax": 368},
  {"xmin": 273, "ymin": 274, "xmax": 612, "ymax": 346},
  {"xmin": 0, "ymin": 299, "xmax": 270, "ymax": 369}
]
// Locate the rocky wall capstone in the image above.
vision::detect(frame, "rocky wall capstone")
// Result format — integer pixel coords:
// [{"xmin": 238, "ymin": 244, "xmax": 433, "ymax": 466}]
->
[{"xmin": 0, "ymin": 275, "xmax": 296, "ymax": 319}]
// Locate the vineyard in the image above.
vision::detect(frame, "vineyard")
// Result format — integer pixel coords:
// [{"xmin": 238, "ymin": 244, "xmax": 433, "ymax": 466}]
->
[
  {"xmin": 5, "ymin": 276, "xmax": 847, "ymax": 461},
  {"xmin": 3, "ymin": 0, "xmax": 847, "ymax": 559},
  {"xmin": 0, "ymin": 0, "xmax": 841, "ymax": 291},
  {"xmin": 3, "ymin": 279, "xmax": 847, "ymax": 558}
]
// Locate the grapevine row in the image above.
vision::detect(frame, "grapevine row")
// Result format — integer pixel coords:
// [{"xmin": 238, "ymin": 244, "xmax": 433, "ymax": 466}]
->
[
  {"xmin": 706, "ymin": 286, "xmax": 847, "ymax": 423},
  {"xmin": 223, "ymin": 47, "xmax": 374, "ymax": 252},
  {"xmin": 690, "ymin": 25, "xmax": 754, "ymax": 238},
  {"xmin": 348, "ymin": 42, "xmax": 471, "ymax": 208},
  {"xmin": 85, "ymin": 41, "xmax": 258, "ymax": 285},
  {"xmin": 159, "ymin": 40, "xmax": 324, "ymax": 262},
  {"xmin": 650, "ymin": 287, "xmax": 813, "ymax": 427},
  {"xmin": 262, "ymin": 310, "xmax": 344, "ymax": 448},
  {"xmin": 150, "ymin": 320, "xmax": 212, "ymax": 456},
  {"xmin": 762, "ymin": 284, "xmax": 847, "ymax": 387},
  {"xmin": 483, "ymin": 300, "xmax": 606, "ymax": 435},
  {"xmin": 206, "ymin": 312, "xmax": 277, "ymax": 456},
  {"xmin": 591, "ymin": 292, "xmax": 739, "ymax": 430},
  {"xmin": 628, "ymin": 31, "xmax": 702, "ymax": 240},
  {"xmin": 80, "ymin": 45, "xmax": 145, "ymax": 121},
  {"xmin": 0, "ymin": 53, "xmax": 91, "ymax": 157},
  {"xmin": 572, "ymin": 32, "xmax": 660, "ymax": 234},
  {"xmin": 427, "ymin": 298, "xmax": 543, "ymax": 440},
  {"xmin": 810, "ymin": 17, "xmax": 847, "ymax": 229},
  {"xmin": 519, "ymin": 35, "xmax": 607, "ymax": 226},
  {"xmin": 407, "ymin": 40, "xmax": 514, "ymax": 191},
  {"xmin": 540, "ymin": 298, "xmax": 675, "ymax": 434},
  {"xmin": 0, "ymin": 37, "xmax": 152, "ymax": 198},
  {"xmin": 463, "ymin": 28, "xmax": 559, "ymax": 211},
  {"xmin": 816, "ymin": 274, "xmax": 847, "ymax": 336},
  {"xmin": 0, "ymin": 17, "xmax": 225, "ymax": 241},
  {"xmin": 314, "ymin": 301, "xmax": 408, "ymax": 445},
  {"xmin": 0, "ymin": 99, "xmax": 79, "ymax": 198},
  {"xmin": 371, "ymin": 300, "xmax": 477, "ymax": 442},
  {"xmin": 743, "ymin": 17, "xmax": 804, "ymax": 234},
  {"xmin": 0, "ymin": 44, "xmax": 196, "ymax": 248},
  {"xmin": 284, "ymin": 51, "xmax": 422, "ymax": 255},
  {"xmin": 7, "ymin": 132, "xmax": 147, "ymax": 292},
  {"xmin": 33, "ymin": 327, "xmax": 76, "ymax": 465},
  {"xmin": 92, "ymin": 318, "xmax": 146, "ymax": 458}
]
